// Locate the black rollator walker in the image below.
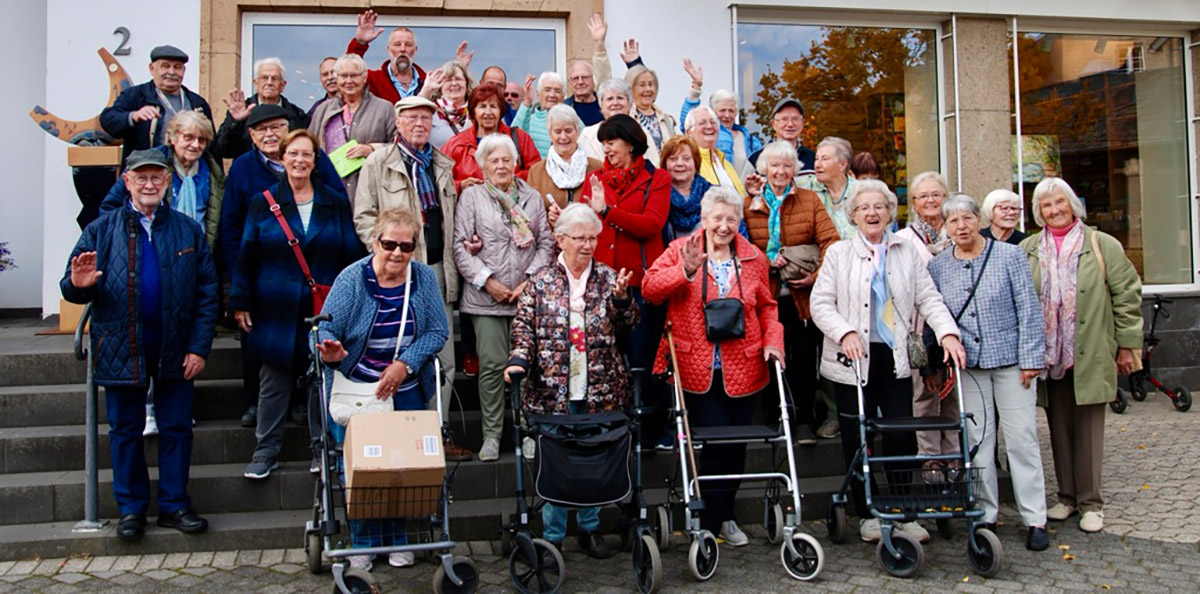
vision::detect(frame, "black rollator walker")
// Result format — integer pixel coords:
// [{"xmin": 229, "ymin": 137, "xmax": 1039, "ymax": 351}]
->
[
  {"xmin": 657, "ymin": 323, "xmax": 825, "ymax": 582},
  {"xmin": 826, "ymin": 353, "xmax": 1002, "ymax": 579},
  {"xmin": 1115, "ymin": 294, "xmax": 1192, "ymax": 413},
  {"xmin": 302, "ymin": 313, "xmax": 478, "ymax": 594},
  {"xmin": 500, "ymin": 366, "xmax": 662, "ymax": 594}
]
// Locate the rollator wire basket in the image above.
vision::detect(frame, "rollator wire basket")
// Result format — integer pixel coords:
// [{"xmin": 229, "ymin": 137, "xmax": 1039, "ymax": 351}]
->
[
  {"xmin": 868, "ymin": 465, "xmax": 985, "ymax": 515},
  {"xmin": 526, "ymin": 411, "xmax": 633, "ymax": 508}
]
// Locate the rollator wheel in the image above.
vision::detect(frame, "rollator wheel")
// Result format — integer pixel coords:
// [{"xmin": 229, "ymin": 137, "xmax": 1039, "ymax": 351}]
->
[
  {"xmin": 780, "ymin": 532, "xmax": 825, "ymax": 581},
  {"xmin": 1130, "ymin": 374, "xmax": 1149, "ymax": 401},
  {"xmin": 652, "ymin": 505, "xmax": 672, "ymax": 550},
  {"xmin": 336, "ymin": 567, "xmax": 379, "ymax": 594},
  {"xmin": 499, "ymin": 514, "xmax": 515, "ymax": 556},
  {"xmin": 1110, "ymin": 389, "xmax": 1129, "ymax": 414},
  {"xmin": 766, "ymin": 503, "xmax": 785, "ymax": 545},
  {"xmin": 826, "ymin": 503, "xmax": 848, "ymax": 544},
  {"xmin": 936, "ymin": 518, "xmax": 954, "ymax": 540},
  {"xmin": 876, "ymin": 531, "xmax": 923, "ymax": 578},
  {"xmin": 305, "ymin": 531, "xmax": 323, "ymax": 574},
  {"xmin": 433, "ymin": 556, "xmax": 479, "ymax": 594},
  {"xmin": 1172, "ymin": 386, "xmax": 1192, "ymax": 412},
  {"xmin": 687, "ymin": 530, "xmax": 720, "ymax": 581},
  {"xmin": 509, "ymin": 538, "xmax": 565, "ymax": 594},
  {"xmin": 968, "ymin": 528, "xmax": 1004, "ymax": 577},
  {"xmin": 631, "ymin": 533, "xmax": 662, "ymax": 594}
]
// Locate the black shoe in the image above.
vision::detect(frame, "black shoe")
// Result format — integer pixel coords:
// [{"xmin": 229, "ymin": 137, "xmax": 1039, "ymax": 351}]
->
[
  {"xmin": 1026, "ymin": 526, "xmax": 1050, "ymax": 551},
  {"xmin": 577, "ymin": 531, "xmax": 613, "ymax": 559},
  {"xmin": 157, "ymin": 508, "xmax": 209, "ymax": 534},
  {"xmin": 795, "ymin": 425, "xmax": 818, "ymax": 446},
  {"xmin": 116, "ymin": 513, "xmax": 146, "ymax": 541},
  {"xmin": 240, "ymin": 406, "xmax": 257, "ymax": 428}
]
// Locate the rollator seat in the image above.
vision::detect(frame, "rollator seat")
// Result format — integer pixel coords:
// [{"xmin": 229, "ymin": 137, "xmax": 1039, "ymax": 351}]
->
[
  {"xmin": 866, "ymin": 415, "xmax": 970, "ymax": 433},
  {"xmin": 691, "ymin": 424, "xmax": 781, "ymax": 442}
]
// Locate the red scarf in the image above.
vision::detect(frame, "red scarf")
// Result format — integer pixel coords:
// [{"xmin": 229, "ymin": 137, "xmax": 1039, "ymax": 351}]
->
[{"xmin": 599, "ymin": 156, "xmax": 646, "ymax": 196}]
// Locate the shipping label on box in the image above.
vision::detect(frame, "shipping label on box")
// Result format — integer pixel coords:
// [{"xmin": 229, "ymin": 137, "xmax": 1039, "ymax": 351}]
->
[{"xmin": 343, "ymin": 410, "xmax": 445, "ymax": 519}]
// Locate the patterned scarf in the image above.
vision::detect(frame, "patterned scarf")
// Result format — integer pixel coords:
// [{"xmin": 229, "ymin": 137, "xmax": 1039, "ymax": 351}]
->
[
  {"xmin": 395, "ymin": 136, "xmax": 438, "ymax": 212},
  {"xmin": 600, "ymin": 156, "xmax": 645, "ymax": 197},
  {"xmin": 545, "ymin": 146, "xmax": 590, "ymax": 190},
  {"xmin": 636, "ymin": 111, "xmax": 664, "ymax": 150},
  {"xmin": 485, "ymin": 181, "xmax": 534, "ymax": 249},
  {"xmin": 437, "ymin": 97, "xmax": 469, "ymax": 134},
  {"xmin": 1039, "ymin": 219, "xmax": 1085, "ymax": 380},
  {"xmin": 762, "ymin": 183, "xmax": 790, "ymax": 261},
  {"xmin": 869, "ymin": 238, "xmax": 896, "ymax": 349},
  {"xmin": 910, "ymin": 216, "xmax": 951, "ymax": 255}
]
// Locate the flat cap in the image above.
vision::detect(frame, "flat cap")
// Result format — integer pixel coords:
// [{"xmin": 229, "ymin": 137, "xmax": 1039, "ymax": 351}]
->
[
  {"xmin": 394, "ymin": 96, "xmax": 438, "ymax": 114},
  {"xmin": 150, "ymin": 45, "xmax": 189, "ymax": 64},
  {"xmin": 771, "ymin": 97, "xmax": 804, "ymax": 116},
  {"xmin": 125, "ymin": 149, "xmax": 170, "ymax": 170},
  {"xmin": 245, "ymin": 104, "xmax": 289, "ymax": 129}
]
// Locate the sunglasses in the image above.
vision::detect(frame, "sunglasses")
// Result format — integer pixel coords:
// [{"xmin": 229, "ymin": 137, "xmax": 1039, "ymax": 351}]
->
[{"xmin": 378, "ymin": 238, "xmax": 417, "ymax": 253}]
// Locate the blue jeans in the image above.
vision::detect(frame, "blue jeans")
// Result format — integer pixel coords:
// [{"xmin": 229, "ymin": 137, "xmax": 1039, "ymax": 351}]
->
[{"xmin": 539, "ymin": 400, "xmax": 601, "ymax": 541}]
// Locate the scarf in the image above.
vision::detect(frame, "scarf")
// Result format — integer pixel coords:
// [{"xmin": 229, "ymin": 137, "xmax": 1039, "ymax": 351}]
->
[
  {"xmin": 545, "ymin": 147, "xmax": 590, "ymax": 190},
  {"xmin": 910, "ymin": 216, "xmax": 951, "ymax": 256},
  {"xmin": 1039, "ymin": 219, "xmax": 1085, "ymax": 380},
  {"xmin": 559, "ymin": 253, "xmax": 592, "ymax": 313},
  {"xmin": 395, "ymin": 136, "xmax": 438, "ymax": 212},
  {"xmin": 485, "ymin": 181, "xmax": 534, "ymax": 249},
  {"xmin": 868, "ymin": 237, "xmax": 896, "ymax": 349},
  {"xmin": 636, "ymin": 110, "xmax": 664, "ymax": 150},
  {"xmin": 762, "ymin": 183, "xmax": 790, "ymax": 261},
  {"xmin": 437, "ymin": 97, "xmax": 469, "ymax": 134},
  {"xmin": 600, "ymin": 156, "xmax": 646, "ymax": 197},
  {"xmin": 669, "ymin": 176, "xmax": 711, "ymax": 236}
]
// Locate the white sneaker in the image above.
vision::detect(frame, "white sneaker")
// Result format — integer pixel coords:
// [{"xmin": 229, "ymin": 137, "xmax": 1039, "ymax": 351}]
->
[
  {"xmin": 719, "ymin": 521, "xmax": 749, "ymax": 547},
  {"xmin": 347, "ymin": 554, "xmax": 373, "ymax": 572},
  {"xmin": 478, "ymin": 438, "xmax": 500, "ymax": 462},
  {"xmin": 859, "ymin": 518, "xmax": 882, "ymax": 542},
  {"xmin": 143, "ymin": 405, "xmax": 158, "ymax": 437},
  {"xmin": 1079, "ymin": 510, "xmax": 1104, "ymax": 533},
  {"xmin": 898, "ymin": 521, "xmax": 931, "ymax": 543},
  {"xmin": 1047, "ymin": 502, "xmax": 1077, "ymax": 521},
  {"xmin": 522, "ymin": 437, "xmax": 536, "ymax": 460},
  {"xmin": 388, "ymin": 552, "xmax": 415, "ymax": 567}
]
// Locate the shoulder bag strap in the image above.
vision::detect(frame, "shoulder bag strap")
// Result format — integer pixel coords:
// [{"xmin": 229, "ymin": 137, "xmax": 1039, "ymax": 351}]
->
[
  {"xmin": 639, "ymin": 167, "xmax": 653, "ymax": 270},
  {"xmin": 953, "ymin": 239, "xmax": 994, "ymax": 323},
  {"xmin": 262, "ymin": 190, "xmax": 316, "ymax": 288},
  {"xmin": 1090, "ymin": 230, "xmax": 1107, "ymax": 286},
  {"xmin": 510, "ymin": 128, "xmax": 524, "ymax": 171},
  {"xmin": 393, "ymin": 262, "xmax": 413, "ymax": 359}
]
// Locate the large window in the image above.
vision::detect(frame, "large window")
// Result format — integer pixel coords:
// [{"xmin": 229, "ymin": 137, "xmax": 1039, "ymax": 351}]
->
[
  {"xmin": 241, "ymin": 13, "xmax": 564, "ymax": 110},
  {"xmin": 737, "ymin": 21, "xmax": 940, "ymax": 207},
  {"xmin": 1011, "ymin": 30, "xmax": 1193, "ymax": 285}
]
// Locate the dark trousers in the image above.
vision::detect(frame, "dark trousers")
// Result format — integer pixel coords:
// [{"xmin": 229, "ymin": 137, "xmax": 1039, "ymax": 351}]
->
[
  {"xmin": 833, "ymin": 343, "xmax": 916, "ymax": 517},
  {"xmin": 764, "ymin": 298, "xmax": 821, "ymax": 428},
  {"xmin": 625, "ymin": 287, "xmax": 668, "ymax": 446},
  {"xmin": 105, "ymin": 354, "xmax": 195, "ymax": 516},
  {"xmin": 686, "ymin": 370, "xmax": 759, "ymax": 533},
  {"xmin": 239, "ymin": 330, "xmax": 261, "ymax": 409}
]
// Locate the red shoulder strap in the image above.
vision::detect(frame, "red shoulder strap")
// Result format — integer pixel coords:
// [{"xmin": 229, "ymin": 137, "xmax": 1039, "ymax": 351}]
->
[{"xmin": 262, "ymin": 190, "xmax": 316, "ymax": 287}]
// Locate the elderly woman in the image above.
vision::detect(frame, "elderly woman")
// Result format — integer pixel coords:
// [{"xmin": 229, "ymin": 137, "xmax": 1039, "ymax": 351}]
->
[
  {"xmin": 643, "ymin": 185, "xmax": 784, "ymax": 547},
  {"xmin": 928, "ymin": 195, "xmax": 1050, "ymax": 551},
  {"xmin": 512, "ymin": 72, "xmax": 566, "ymax": 157},
  {"xmin": 526, "ymin": 104, "xmax": 603, "ymax": 212},
  {"xmin": 798, "ymin": 137, "xmax": 857, "ymax": 239},
  {"xmin": 1019, "ymin": 177, "xmax": 1142, "ymax": 534},
  {"xmin": 579, "ymin": 79, "xmax": 633, "ymax": 161},
  {"xmin": 683, "ymin": 106, "xmax": 746, "ymax": 198},
  {"xmin": 453, "ymin": 134, "xmax": 555, "ymax": 462},
  {"xmin": 308, "ymin": 53, "xmax": 396, "ymax": 202},
  {"xmin": 314, "ymin": 209, "xmax": 449, "ymax": 571},
  {"xmin": 625, "ymin": 65, "xmax": 677, "ymax": 165},
  {"xmin": 503, "ymin": 203, "xmax": 638, "ymax": 557},
  {"xmin": 230, "ymin": 130, "xmax": 366, "ymax": 481},
  {"xmin": 981, "ymin": 189, "xmax": 1028, "ymax": 245},
  {"xmin": 442, "ymin": 85, "xmax": 541, "ymax": 192},
  {"xmin": 660, "ymin": 134, "xmax": 712, "ymax": 241},
  {"xmin": 421, "ymin": 61, "xmax": 474, "ymax": 149},
  {"xmin": 809, "ymin": 180, "xmax": 965, "ymax": 544},
  {"xmin": 743, "ymin": 141, "xmax": 839, "ymax": 445}
]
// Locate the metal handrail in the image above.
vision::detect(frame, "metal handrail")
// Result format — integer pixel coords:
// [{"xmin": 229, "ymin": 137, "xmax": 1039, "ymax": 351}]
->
[
  {"xmin": 73, "ymin": 303, "xmax": 91, "ymax": 361},
  {"xmin": 72, "ymin": 303, "xmax": 107, "ymax": 532}
]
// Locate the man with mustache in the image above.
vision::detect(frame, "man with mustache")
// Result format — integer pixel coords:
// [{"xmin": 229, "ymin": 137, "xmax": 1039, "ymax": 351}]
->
[
  {"xmin": 213, "ymin": 57, "xmax": 311, "ymax": 159},
  {"xmin": 307, "ymin": 57, "xmax": 340, "ymax": 119},
  {"xmin": 101, "ymin": 45, "xmax": 213, "ymax": 168},
  {"xmin": 346, "ymin": 9, "xmax": 473, "ymax": 104}
]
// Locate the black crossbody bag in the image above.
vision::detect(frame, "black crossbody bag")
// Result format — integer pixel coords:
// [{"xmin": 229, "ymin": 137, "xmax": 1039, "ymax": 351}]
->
[{"xmin": 701, "ymin": 237, "xmax": 747, "ymax": 341}]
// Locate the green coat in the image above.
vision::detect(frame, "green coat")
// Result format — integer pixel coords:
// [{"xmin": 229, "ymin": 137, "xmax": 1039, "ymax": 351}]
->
[{"xmin": 1020, "ymin": 226, "xmax": 1142, "ymax": 406}]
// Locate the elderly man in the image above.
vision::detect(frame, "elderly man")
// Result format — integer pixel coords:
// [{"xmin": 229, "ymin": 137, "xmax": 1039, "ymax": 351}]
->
[
  {"xmin": 743, "ymin": 98, "xmax": 816, "ymax": 179},
  {"xmin": 101, "ymin": 45, "xmax": 213, "ymax": 167},
  {"xmin": 481, "ymin": 66, "xmax": 507, "ymax": 88},
  {"xmin": 307, "ymin": 56, "xmax": 339, "ymax": 118},
  {"xmin": 213, "ymin": 58, "xmax": 310, "ymax": 159},
  {"xmin": 354, "ymin": 96, "xmax": 470, "ymax": 461},
  {"xmin": 503, "ymin": 81, "xmax": 524, "ymax": 127},
  {"xmin": 564, "ymin": 60, "xmax": 603, "ymax": 126},
  {"xmin": 62, "ymin": 149, "xmax": 218, "ymax": 541}
]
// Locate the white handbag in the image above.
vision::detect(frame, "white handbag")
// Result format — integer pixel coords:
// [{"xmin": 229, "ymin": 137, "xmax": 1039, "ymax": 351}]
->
[{"xmin": 328, "ymin": 263, "xmax": 412, "ymax": 426}]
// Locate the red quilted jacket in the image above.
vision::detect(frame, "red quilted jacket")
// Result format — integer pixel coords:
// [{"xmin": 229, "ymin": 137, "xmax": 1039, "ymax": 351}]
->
[
  {"xmin": 642, "ymin": 232, "xmax": 784, "ymax": 397},
  {"xmin": 578, "ymin": 163, "xmax": 671, "ymax": 288}
]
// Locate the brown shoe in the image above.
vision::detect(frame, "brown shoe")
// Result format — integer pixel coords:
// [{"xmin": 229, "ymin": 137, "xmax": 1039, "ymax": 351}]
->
[{"xmin": 444, "ymin": 439, "xmax": 473, "ymax": 462}]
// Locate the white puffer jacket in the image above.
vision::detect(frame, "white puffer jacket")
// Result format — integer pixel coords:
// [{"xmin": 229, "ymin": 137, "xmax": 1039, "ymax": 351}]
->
[{"xmin": 810, "ymin": 230, "xmax": 960, "ymax": 385}]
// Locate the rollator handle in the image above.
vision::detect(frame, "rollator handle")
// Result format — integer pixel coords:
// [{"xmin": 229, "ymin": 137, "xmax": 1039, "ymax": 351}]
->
[
  {"xmin": 304, "ymin": 312, "xmax": 332, "ymax": 326},
  {"xmin": 508, "ymin": 369, "xmax": 527, "ymax": 381}
]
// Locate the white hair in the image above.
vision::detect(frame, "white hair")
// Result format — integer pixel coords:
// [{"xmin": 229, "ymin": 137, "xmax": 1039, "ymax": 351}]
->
[
  {"xmin": 699, "ymin": 185, "xmax": 744, "ymax": 221},
  {"xmin": 941, "ymin": 193, "xmax": 981, "ymax": 221},
  {"xmin": 980, "ymin": 189, "xmax": 1022, "ymax": 227},
  {"xmin": 848, "ymin": 179, "xmax": 899, "ymax": 225},
  {"xmin": 536, "ymin": 71, "xmax": 564, "ymax": 95},
  {"xmin": 684, "ymin": 105, "xmax": 718, "ymax": 132},
  {"xmin": 755, "ymin": 141, "xmax": 798, "ymax": 176},
  {"xmin": 474, "ymin": 133, "xmax": 520, "ymax": 171},
  {"xmin": 596, "ymin": 79, "xmax": 632, "ymax": 104},
  {"xmin": 555, "ymin": 203, "xmax": 602, "ymax": 236},
  {"xmin": 816, "ymin": 136, "xmax": 852, "ymax": 165},
  {"xmin": 253, "ymin": 57, "xmax": 285, "ymax": 79},
  {"xmin": 907, "ymin": 170, "xmax": 950, "ymax": 223},
  {"xmin": 334, "ymin": 53, "xmax": 367, "ymax": 76},
  {"xmin": 1031, "ymin": 177, "xmax": 1087, "ymax": 227},
  {"xmin": 708, "ymin": 89, "xmax": 738, "ymax": 111},
  {"xmin": 545, "ymin": 103, "xmax": 584, "ymax": 132}
]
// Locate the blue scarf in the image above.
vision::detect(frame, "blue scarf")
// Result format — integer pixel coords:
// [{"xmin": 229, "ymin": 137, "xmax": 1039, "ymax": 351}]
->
[
  {"xmin": 669, "ymin": 176, "xmax": 712, "ymax": 237},
  {"xmin": 170, "ymin": 157, "xmax": 209, "ymax": 224},
  {"xmin": 869, "ymin": 239, "xmax": 895, "ymax": 348},
  {"xmin": 395, "ymin": 137, "xmax": 438, "ymax": 212},
  {"xmin": 762, "ymin": 183, "xmax": 790, "ymax": 261}
]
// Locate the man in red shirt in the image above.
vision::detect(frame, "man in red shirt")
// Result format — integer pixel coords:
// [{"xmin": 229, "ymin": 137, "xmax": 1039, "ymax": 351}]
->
[{"xmin": 346, "ymin": 9, "xmax": 473, "ymax": 104}]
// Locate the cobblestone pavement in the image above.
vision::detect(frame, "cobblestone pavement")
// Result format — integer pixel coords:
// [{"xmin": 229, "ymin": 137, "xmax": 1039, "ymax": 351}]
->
[{"xmin": 3, "ymin": 401, "xmax": 1197, "ymax": 593}]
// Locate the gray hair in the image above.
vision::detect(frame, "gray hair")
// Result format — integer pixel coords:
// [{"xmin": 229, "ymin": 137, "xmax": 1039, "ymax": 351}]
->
[
  {"xmin": 430, "ymin": 61, "xmax": 474, "ymax": 102},
  {"xmin": 554, "ymin": 203, "xmax": 603, "ymax": 236},
  {"xmin": 684, "ymin": 105, "xmax": 718, "ymax": 132},
  {"xmin": 474, "ymin": 133, "xmax": 520, "ymax": 171},
  {"xmin": 907, "ymin": 170, "xmax": 950, "ymax": 223},
  {"xmin": 1031, "ymin": 177, "xmax": 1087, "ymax": 227},
  {"xmin": 980, "ymin": 189, "xmax": 1021, "ymax": 227},
  {"xmin": 699, "ymin": 185, "xmax": 745, "ymax": 220},
  {"xmin": 545, "ymin": 103, "xmax": 584, "ymax": 132},
  {"xmin": 708, "ymin": 89, "xmax": 738, "ymax": 111},
  {"xmin": 755, "ymin": 141, "xmax": 798, "ymax": 176},
  {"xmin": 941, "ymin": 193, "xmax": 981, "ymax": 221},
  {"xmin": 596, "ymin": 78, "xmax": 632, "ymax": 104},
  {"xmin": 816, "ymin": 136, "xmax": 852, "ymax": 165},
  {"xmin": 166, "ymin": 110, "xmax": 215, "ymax": 142},
  {"xmin": 334, "ymin": 53, "xmax": 367, "ymax": 76},
  {"xmin": 848, "ymin": 179, "xmax": 899, "ymax": 225},
  {"xmin": 253, "ymin": 57, "xmax": 285, "ymax": 79},
  {"xmin": 536, "ymin": 71, "xmax": 564, "ymax": 95},
  {"xmin": 624, "ymin": 65, "xmax": 659, "ymax": 90}
]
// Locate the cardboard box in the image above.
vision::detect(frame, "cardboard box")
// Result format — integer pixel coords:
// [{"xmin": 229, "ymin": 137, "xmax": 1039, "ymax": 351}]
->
[{"xmin": 343, "ymin": 410, "xmax": 445, "ymax": 519}]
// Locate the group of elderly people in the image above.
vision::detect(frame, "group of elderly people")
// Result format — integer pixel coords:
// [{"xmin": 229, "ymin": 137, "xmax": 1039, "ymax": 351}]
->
[{"xmin": 70, "ymin": 13, "xmax": 1144, "ymax": 571}]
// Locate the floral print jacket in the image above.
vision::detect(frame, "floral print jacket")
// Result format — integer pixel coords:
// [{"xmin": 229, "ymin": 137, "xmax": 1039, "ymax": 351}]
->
[{"xmin": 508, "ymin": 260, "xmax": 640, "ymax": 414}]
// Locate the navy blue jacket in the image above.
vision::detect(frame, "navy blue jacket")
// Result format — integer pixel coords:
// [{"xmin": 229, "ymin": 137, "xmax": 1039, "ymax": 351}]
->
[
  {"xmin": 219, "ymin": 149, "xmax": 345, "ymax": 281},
  {"xmin": 228, "ymin": 182, "xmax": 365, "ymax": 368},
  {"xmin": 212, "ymin": 93, "xmax": 310, "ymax": 160},
  {"xmin": 99, "ymin": 81, "xmax": 213, "ymax": 168},
  {"xmin": 61, "ymin": 204, "xmax": 219, "ymax": 387}
]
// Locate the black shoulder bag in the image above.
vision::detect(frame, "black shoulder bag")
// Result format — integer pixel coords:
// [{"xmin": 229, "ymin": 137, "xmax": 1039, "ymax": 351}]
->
[{"xmin": 701, "ymin": 238, "xmax": 747, "ymax": 341}]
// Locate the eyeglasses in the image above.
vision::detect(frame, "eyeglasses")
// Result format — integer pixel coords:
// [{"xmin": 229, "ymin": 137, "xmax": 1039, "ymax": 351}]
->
[
  {"xmin": 378, "ymin": 238, "xmax": 417, "ymax": 253},
  {"xmin": 250, "ymin": 122, "xmax": 289, "ymax": 134},
  {"xmin": 399, "ymin": 113, "xmax": 433, "ymax": 123},
  {"xmin": 336, "ymin": 72, "xmax": 364, "ymax": 80},
  {"xmin": 854, "ymin": 204, "xmax": 889, "ymax": 214},
  {"xmin": 913, "ymin": 192, "xmax": 945, "ymax": 202},
  {"xmin": 995, "ymin": 205, "xmax": 1022, "ymax": 213},
  {"xmin": 566, "ymin": 235, "xmax": 598, "ymax": 244},
  {"xmin": 284, "ymin": 150, "xmax": 315, "ymax": 160},
  {"xmin": 773, "ymin": 116, "xmax": 802, "ymax": 124},
  {"xmin": 129, "ymin": 174, "xmax": 168, "ymax": 187}
]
